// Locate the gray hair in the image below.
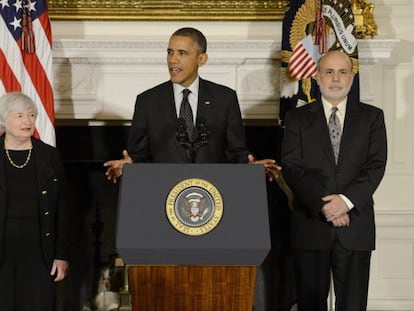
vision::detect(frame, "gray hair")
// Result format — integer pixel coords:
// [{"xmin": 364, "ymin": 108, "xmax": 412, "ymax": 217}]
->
[{"xmin": 0, "ymin": 92, "xmax": 38, "ymax": 132}]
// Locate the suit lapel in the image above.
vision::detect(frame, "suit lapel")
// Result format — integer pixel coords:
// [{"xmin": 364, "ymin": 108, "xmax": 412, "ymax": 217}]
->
[
  {"xmin": 194, "ymin": 79, "xmax": 215, "ymax": 162},
  {"xmin": 0, "ymin": 138, "xmax": 7, "ymax": 212},
  {"xmin": 196, "ymin": 78, "xmax": 214, "ymax": 123},
  {"xmin": 158, "ymin": 81, "xmax": 177, "ymax": 124},
  {"xmin": 310, "ymin": 99, "xmax": 362, "ymax": 166},
  {"xmin": 309, "ymin": 101, "xmax": 337, "ymax": 165},
  {"xmin": 338, "ymin": 100, "xmax": 361, "ymax": 164},
  {"xmin": 0, "ymin": 139, "xmax": 6, "ymax": 231},
  {"xmin": 157, "ymin": 81, "xmax": 188, "ymax": 162},
  {"xmin": 32, "ymin": 138, "xmax": 54, "ymax": 189}
]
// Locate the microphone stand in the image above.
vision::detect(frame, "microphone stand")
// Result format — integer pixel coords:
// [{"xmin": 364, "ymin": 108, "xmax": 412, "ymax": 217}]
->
[{"xmin": 176, "ymin": 118, "xmax": 209, "ymax": 163}]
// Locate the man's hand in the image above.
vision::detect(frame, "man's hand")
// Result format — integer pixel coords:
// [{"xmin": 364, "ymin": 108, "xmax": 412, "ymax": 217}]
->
[
  {"xmin": 331, "ymin": 214, "xmax": 350, "ymax": 227},
  {"xmin": 321, "ymin": 194, "xmax": 350, "ymax": 226},
  {"xmin": 50, "ymin": 259, "xmax": 69, "ymax": 282},
  {"xmin": 248, "ymin": 154, "xmax": 282, "ymax": 182},
  {"xmin": 103, "ymin": 150, "xmax": 133, "ymax": 183}
]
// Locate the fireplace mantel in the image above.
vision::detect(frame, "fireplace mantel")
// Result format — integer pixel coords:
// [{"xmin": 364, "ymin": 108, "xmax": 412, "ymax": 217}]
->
[{"xmin": 52, "ymin": 38, "xmax": 398, "ymax": 121}]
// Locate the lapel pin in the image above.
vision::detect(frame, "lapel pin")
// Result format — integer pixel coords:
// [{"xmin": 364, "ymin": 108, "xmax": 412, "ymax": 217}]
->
[{"xmin": 205, "ymin": 101, "xmax": 211, "ymax": 105}]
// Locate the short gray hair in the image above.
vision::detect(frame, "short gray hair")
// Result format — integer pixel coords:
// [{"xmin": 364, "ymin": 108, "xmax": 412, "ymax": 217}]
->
[{"xmin": 0, "ymin": 92, "xmax": 38, "ymax": 132}]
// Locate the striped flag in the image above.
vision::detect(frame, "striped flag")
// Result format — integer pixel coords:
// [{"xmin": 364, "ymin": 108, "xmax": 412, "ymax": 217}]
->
[
  {"xmin": 279, "ymin": 0, "xmax": 360, "ymax": 124},
  {"xmin": 1, "ymin": 0, "xmax": 55, "ymax": 146},
  {"xmin": 288, "ymin": 35, "xmax": 320, "ymax": 79}
]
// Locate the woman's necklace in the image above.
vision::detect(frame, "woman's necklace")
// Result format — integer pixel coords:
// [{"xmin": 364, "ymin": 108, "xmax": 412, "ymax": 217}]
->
[{"xmin": 4, "ymin": 139, "xmax": 33, "ymax": 169}]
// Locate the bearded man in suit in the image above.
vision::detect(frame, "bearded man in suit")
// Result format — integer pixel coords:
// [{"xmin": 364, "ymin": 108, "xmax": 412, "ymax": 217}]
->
[
  {"xmin": 104, "ymin": 27, "xmax": 279, "ymax": 180},
  {"xmin": 281, "ymin": 50, "xmax": 387, "ymax": 311}
]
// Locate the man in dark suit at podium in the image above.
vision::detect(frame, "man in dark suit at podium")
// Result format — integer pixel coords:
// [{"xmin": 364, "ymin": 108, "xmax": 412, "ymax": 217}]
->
[
  {"xmin": 104, "ymin": 27, "xmax": 279, "ymax": 181},
  {"xmin": 104, "ymin": 27, "xmax": 282, "ymax": 311}
]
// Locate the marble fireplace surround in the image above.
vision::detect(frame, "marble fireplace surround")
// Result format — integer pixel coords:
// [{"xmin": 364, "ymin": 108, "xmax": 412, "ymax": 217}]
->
[{"xmin": 52, "ymin": 38, "xmax": 398, "ymax": 123}]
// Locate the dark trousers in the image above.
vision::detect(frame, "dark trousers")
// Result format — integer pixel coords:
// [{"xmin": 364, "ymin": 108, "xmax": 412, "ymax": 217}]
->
[
  {"xmin": 293, "ymin": 238, "xmax": 371, "ymax": 311},
  {"xmin": 0, "ymin": 219, "xmax": 55, "ymax": 311}
]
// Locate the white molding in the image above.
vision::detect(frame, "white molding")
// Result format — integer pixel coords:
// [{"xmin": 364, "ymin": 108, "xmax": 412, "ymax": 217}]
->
[
  {"xmin": 53, "ymin": 38, "xmax": 398, "ymax": 63},
  {"xmin": 52, "ymin": 38, "xmax": 399, "ymax": 120},
  {"xmin": 375, "ymin": 210, "xmax": 414, "ymax": 227},
  {"xmin": 357, "ymin": 38, "xmax": 401, "ymax": 63}
]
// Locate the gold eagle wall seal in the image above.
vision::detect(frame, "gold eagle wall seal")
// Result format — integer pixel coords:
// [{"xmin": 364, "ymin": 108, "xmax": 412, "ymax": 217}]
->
[{"xmin": 166, "ymin": 178, "xmax": 223, "ymax": 236}]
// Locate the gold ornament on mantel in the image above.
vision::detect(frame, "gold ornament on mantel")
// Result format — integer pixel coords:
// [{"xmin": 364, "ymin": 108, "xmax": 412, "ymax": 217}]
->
[{"xmin": 351, "ymin": 0, "xmax": 378, "ymax": 38}]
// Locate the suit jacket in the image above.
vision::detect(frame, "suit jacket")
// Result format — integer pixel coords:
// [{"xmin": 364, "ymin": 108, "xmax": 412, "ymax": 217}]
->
[
  {"xmin": 281, "ymin": 99, "xmax": 387, "ymax": 251},
  {"xmin": 128, "ymin": 78, "xmax": 250, "ymax": 163},
  {"xmin": 0, "ymin": 137, "xmax": 70, "ymax": 268}
]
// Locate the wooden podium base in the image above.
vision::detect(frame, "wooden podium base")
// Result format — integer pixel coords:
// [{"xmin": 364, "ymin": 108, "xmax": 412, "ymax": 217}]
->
[{"xmin": 128, "ymin": 265, "xmax": 256, "ymax": 311}]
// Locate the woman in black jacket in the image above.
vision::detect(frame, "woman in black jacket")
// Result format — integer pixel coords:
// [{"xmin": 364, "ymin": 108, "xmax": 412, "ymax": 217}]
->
[{"xmin": 0, "ymin": 92, "xmax": 70, "ymax": 311}]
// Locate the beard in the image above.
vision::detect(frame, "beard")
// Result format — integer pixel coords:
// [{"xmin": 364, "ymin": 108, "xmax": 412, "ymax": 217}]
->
[{"xmin": 318, "ymin": 83, "xmax": 353, "ymax": 103}]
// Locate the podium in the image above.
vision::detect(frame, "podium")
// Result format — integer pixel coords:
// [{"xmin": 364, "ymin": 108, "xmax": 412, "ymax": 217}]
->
[{"xmin": 116, "ymin": 163, "xmax": 271, "ymax": 311}]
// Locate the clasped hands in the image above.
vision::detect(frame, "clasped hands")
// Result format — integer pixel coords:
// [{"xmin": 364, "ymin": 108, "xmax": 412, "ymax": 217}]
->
[
  {"xmin": 321, "ymin": 194, "xmax": 350, "ymax": 227},
  {"xmin": 103, "ymin": 151, "xmax": 281, "ymax": 184}
]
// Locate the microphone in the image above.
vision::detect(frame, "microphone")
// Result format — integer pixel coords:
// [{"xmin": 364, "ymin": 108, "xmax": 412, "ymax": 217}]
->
[
  {"xmin": 196, "ymin": 117, "xmax": 209, "ymax": 146},
  {"xmin": 176, "ymin": 117, "xmax": 209, "ymax": 163},
  {"xmin": 176, "ymin": 118, "xmax": 189, "ymax": 147},
  {"xmin": 176, "ymin": 118, "xmax": 194, "ymax": 162}
]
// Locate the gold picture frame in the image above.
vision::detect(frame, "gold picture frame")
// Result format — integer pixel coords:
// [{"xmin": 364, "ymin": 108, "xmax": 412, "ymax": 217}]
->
[{"xmin": 48, "ymin": 0, "xmax": 289, "ymax": 21}]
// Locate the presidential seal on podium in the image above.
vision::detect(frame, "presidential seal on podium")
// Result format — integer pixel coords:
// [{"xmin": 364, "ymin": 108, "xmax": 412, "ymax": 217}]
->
[{"xmin": 166, "ymin": 178, "xmax": 223, "ymax": 236}]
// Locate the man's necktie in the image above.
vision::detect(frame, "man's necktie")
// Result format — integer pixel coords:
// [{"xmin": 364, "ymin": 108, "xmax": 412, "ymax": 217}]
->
[
  {"xmin": 328, "ymin": 106, "xmax": 341, "ymax": 163},
  {"xmin": 179, "ymin": 89, "xmax": 194, "ymax": 142}
]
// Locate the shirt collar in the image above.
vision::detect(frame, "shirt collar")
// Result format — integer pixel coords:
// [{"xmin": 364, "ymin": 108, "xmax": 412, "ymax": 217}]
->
[
  {"xmin": 322, "ymin": 96, "xmax": 347, "ymax": 117},
  {"xmin": 173, "ymin": 76, "xmax": 200, "ymax": 98}
]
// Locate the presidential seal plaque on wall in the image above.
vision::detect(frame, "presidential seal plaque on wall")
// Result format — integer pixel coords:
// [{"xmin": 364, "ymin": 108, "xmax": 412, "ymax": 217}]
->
[{"xmin": 166, "ymin": 178, "xmax": 223, "ymax": 236}]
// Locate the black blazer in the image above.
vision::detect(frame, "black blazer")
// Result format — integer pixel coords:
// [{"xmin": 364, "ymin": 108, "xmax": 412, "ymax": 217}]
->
[
  {"xmin": 281, "ymin": 99, "xmax": 387, "ymax": 251},
  {"xmin": 0, "ymin": 137, "xmax": 70, "ymax": 268},
  {"xmin": 128, "ymin": 78, "xmax": 250, "ymax": 163}
]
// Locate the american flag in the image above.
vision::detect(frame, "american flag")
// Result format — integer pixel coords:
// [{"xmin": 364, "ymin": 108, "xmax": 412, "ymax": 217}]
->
[
  {"xmin": 0, "ymin": 0, "xmax": 55, "ymax": 146},
  {"xmin": 288, "ymin": 35, "xmax": 319, "ymax": 79}
]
